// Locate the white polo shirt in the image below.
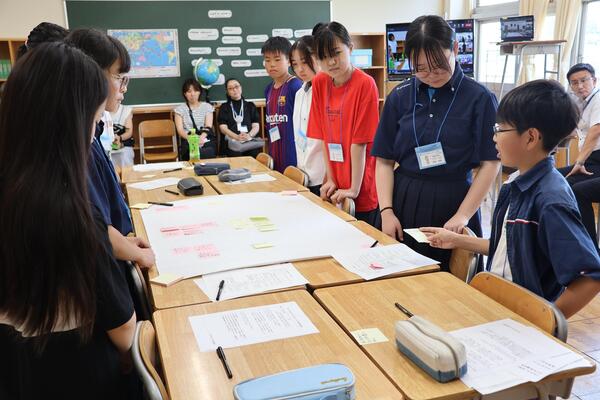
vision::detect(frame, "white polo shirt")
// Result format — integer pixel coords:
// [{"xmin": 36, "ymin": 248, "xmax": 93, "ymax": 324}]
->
[{"xmin": 577, "ymin": 87, "xmax": 600, "ymax": 151}]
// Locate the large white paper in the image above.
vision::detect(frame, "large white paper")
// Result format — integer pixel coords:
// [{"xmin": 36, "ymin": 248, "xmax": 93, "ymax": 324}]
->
[
  {"xmin": 132, "ymin": 162, "xmax": 187, "ymax": 172},
  {"xmin": 451, "ymin": 319, "xmax": 591, "ymax": 395},
  {"xmin": 189, "ymin": 301, "xmax": 319, "ymax": 351},
  {"xmin": 332, "ymin": 243, "xmax": 439, "ymax": 280},
  {"xmin": 140, "ymin": 193, "xmax": 374, "ymax": 278},
  {"xmin": 127, "ymin": 177, "xmax": 181, "ymax": 191},
  {"xmin": 224, "ymin": 173, "xmax": 276, "ymax": 185},
  {"xmin": 194, "ymin": 263, "xmax": 308, "ymax": 301}
]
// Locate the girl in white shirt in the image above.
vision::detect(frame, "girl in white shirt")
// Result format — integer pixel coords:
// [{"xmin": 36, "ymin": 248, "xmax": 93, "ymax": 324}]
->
[{"xmin": 290, "ymin": 36, "xmax": 326, "ymax": 194}]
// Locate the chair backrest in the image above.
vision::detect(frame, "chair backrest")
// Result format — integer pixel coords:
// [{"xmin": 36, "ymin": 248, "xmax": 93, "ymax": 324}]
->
[
  {"xmin": 256, "ymin": 152, "xmax": 274, "ymax": 170},
  {"xmin": 342, "ymin": 198, "xmax": 355, "ymax": 217},
  {"xmin": 470, "ymin": 272, "xmax": 567, "ymax": 341},
  {"xmin": 132, "ymin": 321, "xmax": 170, "ymax": 400},
  {"xmin": 283, "ymin": 166, "xmax": 308, "ymax": 187},
  {"xmin": 127, "ymin": 261, "xmax": 152, "ymax": 321},
  {"xmin": 138, "ymin": 120, "xmax": 178, "ymax": 164},
  {"xmin": 449, "ymin": 227, "xmax": 479, "ymax": 283}
]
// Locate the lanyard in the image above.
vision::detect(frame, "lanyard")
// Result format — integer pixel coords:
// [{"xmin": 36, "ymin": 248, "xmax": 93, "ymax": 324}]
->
[
  {"xmin": 412, "ymin": 74, "xmax": 464, "ymax": 147},
  {"xmin": 266, "ymin": 77, "xmax": 291, "ymax": 126},
  {"xmin": 583, "ymin": 88, "xmax": 599, "ymax": 112},
  {"xmin": 230, "ymin": 100, "xmax": 244, "ymax": 122},
  {"xmin": 326, "ymin": 77, "xmax": 350, "ymax": 144}
]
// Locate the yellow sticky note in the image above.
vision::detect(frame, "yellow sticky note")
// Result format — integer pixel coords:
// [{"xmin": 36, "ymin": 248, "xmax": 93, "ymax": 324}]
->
[
  {"xmin": 142, "ymin": 174, "xmax": 156, "ymax": 178},
  {"xmin": 403, "ymin": 228, "xmax": 430, "ymax": 243},
  {"xmin": 130, "ymin": 203, "xmax": 151, "ymax": 210},
  {"xmin": 252, "ymin": 243, "xmax": 274, "ymax": 249},
  {"xmin": 351, "ymin": 328, "xmax": 389, "ymax": 345},
  {"xmin": 150, "ymin": 273, "xmax": 183, "ymax": 287},
  {"xmin": 258, "ymin": 225, "xmax": 277, "ymax": 232}
]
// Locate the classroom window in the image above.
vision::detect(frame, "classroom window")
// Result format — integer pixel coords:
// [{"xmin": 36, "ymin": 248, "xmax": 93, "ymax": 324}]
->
[
  {"xmin": 580, "ymin": 1, "xmax": 600, "ymax": 69},
  {"xmin": 477, "ymin": 0, "xmax": 514, "ymax": 6},
  {"xmin": 477, "ymin": 20, "xmax": 516, "ymax": 83}
]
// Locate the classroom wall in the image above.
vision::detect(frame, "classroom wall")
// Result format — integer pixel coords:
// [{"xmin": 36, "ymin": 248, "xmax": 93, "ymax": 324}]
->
[{"xmin": 0, "ymin": 0, "xmax": 444, "ymax": 38}]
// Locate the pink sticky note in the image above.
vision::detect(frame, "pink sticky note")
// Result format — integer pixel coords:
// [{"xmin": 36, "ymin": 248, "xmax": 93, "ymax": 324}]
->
[
  {"xmin": 281, "ymin": 190, "xmax": 298, "ymax": 196},
  {"xmin": 369, "ymin": 262, "xmax": 384, "ymax": 270}
]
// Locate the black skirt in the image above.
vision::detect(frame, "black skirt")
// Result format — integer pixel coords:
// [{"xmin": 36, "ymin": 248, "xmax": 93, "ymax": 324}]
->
[{"xmin": 392, "ymin": 168, "xmax": 482, "ymax": 271}]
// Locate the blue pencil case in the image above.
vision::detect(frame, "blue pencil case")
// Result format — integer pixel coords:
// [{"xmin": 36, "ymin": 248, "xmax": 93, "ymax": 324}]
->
[
  {"xmin": 395, "ymin": 316, "xmax": 467, "ymax": 383},
  {"xmin": 233, "ymin": 363, "xmax": 356, "ymax": 400}
]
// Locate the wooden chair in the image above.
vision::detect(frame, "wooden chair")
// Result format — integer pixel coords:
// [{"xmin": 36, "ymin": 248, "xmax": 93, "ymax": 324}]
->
[
  {"xmin": 132, "ymin": 321, "xmax": 170, "ymax": 400},
  {"xmin": 449, "ymin": 227, "xmax": 479, "ymax": 283},
  {"xmin": 256, "ymin": 152, "xmax": 274, "ymax": 170},
  {"xmin": 470, "ymin": 272, "xmax": 568, "ymax": 341},
  {"xmin": 139, "ymin": 120, "xmax": 178, "ymax": 164},
  {"xmin": 283, "ymin": 166, "xmax": 308, "ymax": 187},
  {"xmin": 342, "ymin": 198, "xmax": 355, "ymax": 217}
]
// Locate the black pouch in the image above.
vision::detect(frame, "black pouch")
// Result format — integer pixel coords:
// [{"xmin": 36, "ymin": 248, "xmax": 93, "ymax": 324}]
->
[{"xmin": 177, "ymin": 177, "xmax": 204, "ymax": 196}]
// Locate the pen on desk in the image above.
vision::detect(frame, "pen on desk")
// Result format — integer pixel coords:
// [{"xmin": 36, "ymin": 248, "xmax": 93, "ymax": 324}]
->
[
  {"xmin": 216, "ymin": 279, "xmax": 225, "ymax": 301},
  {"xmin": 370, "ymin": 240, "xmax": 379, "ymax": 248},
  {"xmin": 395, "ymin": 302, "xmax": 414, "ymax": 318},
  {"xmin": 164, "ymin": 189, "xmax": 180, "ymax": 196},
  {"xmin": 163, "ymin": 167, "xmax": 182, "ymax": 173},
  {"xmin": 148, "ymin": 201, "xmax": 173, "ymax": 207},
  {"xmin": 217, "ymin": 346, "xmax": 233, "ymax": 379}
]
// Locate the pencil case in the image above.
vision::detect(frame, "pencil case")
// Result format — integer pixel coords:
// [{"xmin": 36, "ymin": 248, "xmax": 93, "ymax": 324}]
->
[
  {"xmin": 233, "ymin": 363, "xmax": 355, "ymax": 400},
  {"xmin": 395, "ymin": 315, "xmax": 467, "ymax": 383},
  {"xmin": 177, "ymin": 177, "xmax": 204, "ymax": 196},
  {"xmin": 194, "ymin": 162, "xmax": 230, "ymax": 175},
  {"xmin": 218, "ymin": 168, "xmax": 251, "ymax": 182}
]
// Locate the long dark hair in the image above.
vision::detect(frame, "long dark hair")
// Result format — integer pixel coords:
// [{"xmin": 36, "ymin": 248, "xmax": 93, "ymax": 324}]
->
[
  {"xmin": 0, "ymin": 42, "xmax": 108, "ymax": 345},
  {"xmin": 66, "ymin": 28, "xmax": 131, "ymax": 73},
  {"xmin": 405, "ymin": 15, "xmax": 456, "ymax": 74},
  {"xmin": 314, "ymin": 21, "xmax": 352, "ymax": 60},
  {"xmin": 290, "ymin": 35, "xmax": 317, "ymax": 74},
  {"xmin": 17, "ymin": 22, "xmax": 68, "ymax": 60}
]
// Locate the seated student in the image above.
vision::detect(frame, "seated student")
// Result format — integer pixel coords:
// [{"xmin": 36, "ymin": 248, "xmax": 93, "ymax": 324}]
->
[
  {"xmin": 174, "ymin": 79, "xmax": 216, "ymax": 160},
  {"xmin": 421, "ymin": 80, "xmax": 600, "ymax": 318},
  {"xmin": 16, "ymin": 21, "xmax": 68, "ymax": 59},
  {"xmin": 217, "ymin": 78, "xmax": 262, "ymax": 158},
  {"xmin": 110, "ymin": 103, "xmax": 135, "ymax": 168},
  {"xmin": 66, "ymin": 29, "xmax": 155, "ymax": 268},
  {"xmin": 0, "ymin": 42, "xmax": 137, "ymax": 399},
  {"xmin": 557, "ymin": 63, "xmax": 600, "ymax": 245}
]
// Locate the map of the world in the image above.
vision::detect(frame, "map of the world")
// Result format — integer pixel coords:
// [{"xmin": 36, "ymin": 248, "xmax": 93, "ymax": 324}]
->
[{"xmin": 108, "ymin": 29, "xmax": 180, "ymax": 78}]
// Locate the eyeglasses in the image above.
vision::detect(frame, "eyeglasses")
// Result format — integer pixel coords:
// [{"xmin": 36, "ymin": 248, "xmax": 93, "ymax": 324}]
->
[
  {"xmin": 227, "ymin": 84, "xmax": 241, "ymax": 91},
  {"xmin": 493, "ymin": 124, "xmax": 517, "ymax": 136},
  {"xmin": 569, "ymin": 76, "xmax": 593, "ymax": 87},
  {"xmin": 111, "ymin": 74, "xmax": 129, "ymax": 91}
]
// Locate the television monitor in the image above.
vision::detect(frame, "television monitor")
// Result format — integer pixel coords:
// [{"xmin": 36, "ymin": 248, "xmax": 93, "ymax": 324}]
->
[
  {"xmin": 386, "ymin": 22, "xmax": 411, "ymax": 81},
  {"xmin": 500, "ymin": 15, "xmax": 534, "ymax": 42},
  {"xmin": 447, "ymin": 18, "xmax": 475, "ymax": 76}
]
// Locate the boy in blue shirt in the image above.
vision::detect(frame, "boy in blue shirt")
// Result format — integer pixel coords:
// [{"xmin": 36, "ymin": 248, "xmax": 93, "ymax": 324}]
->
[
  {"xmin": 262, "ymin": 36, "xmax": 302, "ymax": 173},
  {"xmin": 422, "ymin": 80, "xmax": 600, "ymax": 318}
]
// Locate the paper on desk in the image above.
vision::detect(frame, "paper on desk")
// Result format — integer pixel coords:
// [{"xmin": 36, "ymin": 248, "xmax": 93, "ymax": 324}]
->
[
  {"xmin": 127, "ymin": 177, "xmax": 181, "ymax": 191},
  {"xmin": 132, "ymin": 161, "xmax": 187, "ymax": 172},
  {"xmin": 189, "ymin": 301, "xmax": 319, "ymax": 351},
  {"xmin": 403, "ymin": 228, "xmax": 430, "ymax": 243},
  {"xmin": 332, "ymin": 243, "xmax": 439, "ymax": 280},
  {"xmin": 224, "ymin": 173, "xmax": 276, "ymax": 185},
  {"xmin": 451, "ymin": 319, "xmax": 590, "ymax": 395},
  {"xmin": 194, "ymin": 263, "xmax": 308, "ymax": 301}
]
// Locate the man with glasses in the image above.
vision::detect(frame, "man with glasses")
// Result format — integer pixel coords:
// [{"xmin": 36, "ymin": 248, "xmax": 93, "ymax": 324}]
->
[{"xmin": 558, "ymin": 63, "xmax": 600, "ymax": 247}]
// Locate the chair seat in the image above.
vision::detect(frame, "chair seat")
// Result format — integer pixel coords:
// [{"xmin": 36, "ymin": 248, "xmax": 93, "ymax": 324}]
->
[{"xmin": 144, "ymin": 152, "xmax": 178, "ymax": 162}]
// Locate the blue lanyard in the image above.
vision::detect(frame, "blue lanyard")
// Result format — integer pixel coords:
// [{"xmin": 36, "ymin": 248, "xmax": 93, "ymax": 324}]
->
[
  {"xmin": 411, "ymin": 74, "xmax": 464, "ymax": 147},
  {"xmin": 326, "ymin": 77, "xmax": 350, "ymax": 144}
]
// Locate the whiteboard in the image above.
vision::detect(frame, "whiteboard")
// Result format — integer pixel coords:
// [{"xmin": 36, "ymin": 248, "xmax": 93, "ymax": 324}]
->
[{"xmin": 140, "ymin": 192, "xmax": 375, "ymax": 278}]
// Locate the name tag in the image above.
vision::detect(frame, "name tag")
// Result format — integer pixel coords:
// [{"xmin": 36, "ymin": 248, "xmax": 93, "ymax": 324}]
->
[
  {"xmin": 269, "ymin": 126, "xmax": 281, "ymax": 142},
  {"xmin": 238, "ymin": 124, "xmax": 248, "ymax": 133},
  {"xmin": 328, "ymin": 143, "xmax": 344, "ymax": 162},
  {"xmin": 296, "ymin": 129, "xmax": 307, "ymax": 151},
  {"xmin": 415, "ymin": 142, "xmax": 446, "ymax": 170}
]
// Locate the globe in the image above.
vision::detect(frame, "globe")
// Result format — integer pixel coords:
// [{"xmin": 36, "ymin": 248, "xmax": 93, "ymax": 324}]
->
[{"xmin": 193, "ymin": 58, "xmax": 220, "ymax": 88}]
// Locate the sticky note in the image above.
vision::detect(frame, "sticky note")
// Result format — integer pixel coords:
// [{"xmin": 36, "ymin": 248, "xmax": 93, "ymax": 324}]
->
[
  {"xmin": 351, "ymin": 328, "xmax": 389, "ymax": 345},
  {"xmin": 184, "ymin": 166, "xmax": 195, "ymax": 170},
  {"xmin": 369, "ymin": 262, "xmax": 384, "ymax": 270},
  {"xmin": 150, "ymin": 273, "xmax": 183, "ymax": 287},
  {"xmin": 258, "ymin": 225, "xmax": 277, "ymax": 232},
  {"xmin": 403, "ymin": 228, "xmax": 430, "ymax": 243},
  {"xmin": 130, "ymin": 203, "xmax": 151, "ymax": 210},
  {"xmin": 280, "ymin": 190, "xmax": 298, "ymax": 196},
  {"xmin": 142, "ymin": 174, "xmax": 156, "ymax": 178},
  {"xmin": 252, "ymin": 243, "xmax": 273, "ymax": 249}
]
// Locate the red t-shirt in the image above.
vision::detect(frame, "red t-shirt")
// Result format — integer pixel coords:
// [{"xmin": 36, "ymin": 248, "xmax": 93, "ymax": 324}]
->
[{"xmin": 307, "ymin": 69, "xmax": 379, "ymax": 211}]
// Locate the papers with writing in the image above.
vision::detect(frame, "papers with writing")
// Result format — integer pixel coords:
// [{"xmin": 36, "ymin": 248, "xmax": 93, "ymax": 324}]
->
[
  {"xmin": 189, "ymin": 301, "xmax": 319, "ymax": 351},
  {"xmin": 224, "ymin": 173, "xmax": 276, "ymax": 185},
  {"xmin": 332, "ymin": 243, "xmax": 439, "ymax": 280},
  {"xmin": 451, "ymin": 319, "xmax": 591, "ymax": 395},
  {"xmin": 194, "ymin": 263, "xmax": 308, "ymax": 301},
  {"xmin": 127, "ymin": 177, "xmax": 181, "ymax": 191},
  {"xmin": 132, "ymin": 161, "xmax": 187, "ymax": 172}
]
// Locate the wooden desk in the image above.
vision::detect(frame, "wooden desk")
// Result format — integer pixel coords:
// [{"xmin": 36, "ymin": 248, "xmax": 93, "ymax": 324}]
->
[
  {"xmin": 314, "ymin": 272, "xmax": 596, "ymax": 400},
  {"xmin": 154, "ymin": 290, "xmax": 404, "ymax": 400},
  {"xmin": 121, "ymin": 162, "xmax": 194, "ymax": 184},
  {"xmin": 205, "ymin": 170, "xmax": 308, "ymax": 194},
  {"xmin": 126, "ymin": 176, "xmax": 218, "ymax": 206},
  {"xmin": 297, "ymin": 221, "xmax": 438, "ymax": 290},
  {"xmin": 300, "ymin": 191, "xmax": 356, "ymax": 222}
]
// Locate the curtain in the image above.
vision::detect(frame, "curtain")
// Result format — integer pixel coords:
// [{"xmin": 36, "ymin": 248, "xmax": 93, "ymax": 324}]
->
[
  {"xmin": 554, "ymin": 0, "xmax": 582, "ymax": 86},
  {"xmin": 443, "ymin": 0, "xmax": 474, "ymax": 19},
  {"xmin": 517, "ymin": 0, "xmax": 550, "ymax": 84}
]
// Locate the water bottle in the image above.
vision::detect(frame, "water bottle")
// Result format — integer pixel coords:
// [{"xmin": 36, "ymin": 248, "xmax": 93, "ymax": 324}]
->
[{"xmin": 188, "ymin": 128, "xmax": 200, "ymax": 161}]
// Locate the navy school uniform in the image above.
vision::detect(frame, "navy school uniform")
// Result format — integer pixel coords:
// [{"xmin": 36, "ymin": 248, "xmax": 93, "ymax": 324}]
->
[
  {"xmin": 488, "ymin": 158, "xmax": 600, "ymax": 301},
  {"xmin": 372, "ymin": 65, "xmax": 498, "ymax": 269}
]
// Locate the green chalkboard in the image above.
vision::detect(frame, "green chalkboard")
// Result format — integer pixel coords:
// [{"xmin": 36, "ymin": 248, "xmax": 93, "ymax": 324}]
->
[{"xmin": 65, "ymin": 0, "xmax": 330, "ymax": 105}]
